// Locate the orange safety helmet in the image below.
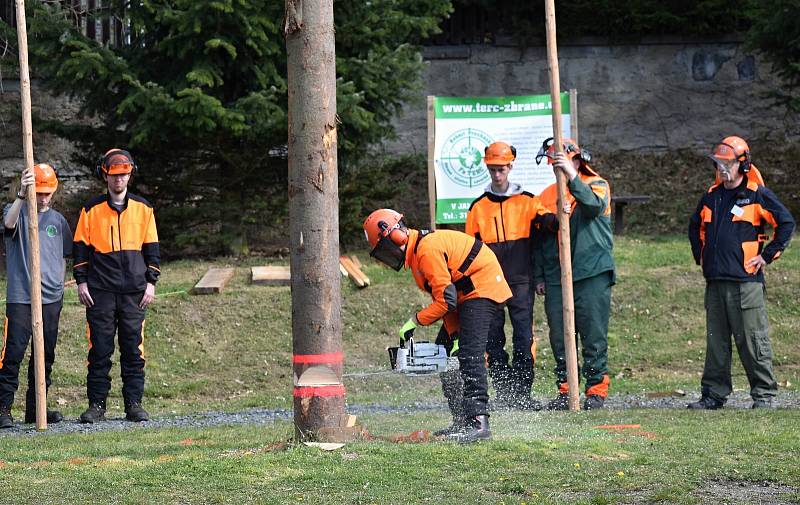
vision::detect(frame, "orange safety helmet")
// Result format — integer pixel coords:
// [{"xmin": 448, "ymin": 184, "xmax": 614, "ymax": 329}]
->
[
  {"xmin": 363, "ymin": 209, "xmax": 408, "ymax": 271},
  {"xmin": 34, "ymin": 163, "xmax": 58, "ymax": 194},
  {"xmin": 484, "ymin": 141, "xmax": 516, "ymax": 165},
  {"xmin": 96, "ymin": 148, "xmax": 137, "ymax": 178},
  {"xmin": 709, "ymin": 135, "xmax": 751, "ymax": 173}
]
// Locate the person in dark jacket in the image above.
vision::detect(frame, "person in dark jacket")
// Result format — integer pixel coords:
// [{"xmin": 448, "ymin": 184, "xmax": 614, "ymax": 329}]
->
[
  {"xmin": 74, "ymin": 149, "xmax": 160, "ymax": 423},
  {"xmin": 465, "ymin": 141, "xmax": 556, "ymax": 410},
  {"xmin": 688, "ymin": 136, "xmax": 795, "ymax": 409}
]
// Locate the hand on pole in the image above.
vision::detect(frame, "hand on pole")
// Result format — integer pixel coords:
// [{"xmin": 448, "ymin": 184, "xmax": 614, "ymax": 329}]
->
[
  {"xmin": 535, "ymin": 282, "xmax": 546, "ymax": 296},
  {"xmin": 19, "ymin": 169, "xmax": 35, "ymax": 197},
  {"xmin": 552, "ymin": 152, "xmax": 578, "ymax": 181}
]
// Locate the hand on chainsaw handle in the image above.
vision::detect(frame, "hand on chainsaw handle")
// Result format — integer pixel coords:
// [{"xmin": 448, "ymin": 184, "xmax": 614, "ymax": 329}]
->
[{"xmin": 399, "ymin": 317, "xmax": 419, "ymax": 345}]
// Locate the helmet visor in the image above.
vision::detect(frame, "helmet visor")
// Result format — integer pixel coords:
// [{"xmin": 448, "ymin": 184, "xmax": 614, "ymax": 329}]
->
[
  {"xmin": 535, "ymin": 137, "xmax": 554, "ymax": 165},
  {"xmin": 370, "ymin": 235, "xmax": 405, "ymax": 271}
]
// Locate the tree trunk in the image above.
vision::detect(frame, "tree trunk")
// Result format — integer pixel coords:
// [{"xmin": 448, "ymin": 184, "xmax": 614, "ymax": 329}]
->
[{"xmin": 285, "ymin": 0, "xmax": 346, "ymax": 440}]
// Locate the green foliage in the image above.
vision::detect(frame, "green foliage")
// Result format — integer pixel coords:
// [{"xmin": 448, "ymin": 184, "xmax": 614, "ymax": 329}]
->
[
  {"xmin": 746, "ymin": 0, "xmax": 800, "ymax": 112},
  {"xmin": 0, "ymin": 0, "xmax": 450, "ymax": 254}
]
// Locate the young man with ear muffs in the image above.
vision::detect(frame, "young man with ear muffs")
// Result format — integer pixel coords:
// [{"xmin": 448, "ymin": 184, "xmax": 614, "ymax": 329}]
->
[
  {"xmin": 364, "ymin": 209, "xmax": 511, "ymax": 443},
  {"xmin": 532, "ymin": 137, "xmax": 615, "ymax": 411},
  {"xmin": 688, "ymin": 136, "xmax": 795, "ymax": 410},
  {"xmin": 73, "ymin": 149, "xmax": 161, "ymax": 423}
]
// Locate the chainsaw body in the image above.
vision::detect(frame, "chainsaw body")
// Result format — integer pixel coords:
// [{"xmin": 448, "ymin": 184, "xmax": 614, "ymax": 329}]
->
[{"xmin": 388, "ymin": 337, "xmax": 451, "ymax": 375}]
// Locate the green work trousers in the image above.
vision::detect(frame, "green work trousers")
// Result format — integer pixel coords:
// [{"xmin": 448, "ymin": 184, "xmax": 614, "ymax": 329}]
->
[
  {"xmin": 702, "ymin": 280, "xmax": 777, "ymax": 402},
  {"xmin": 545, "ymin": 271, "xmax": 612, "ymax": 392}
]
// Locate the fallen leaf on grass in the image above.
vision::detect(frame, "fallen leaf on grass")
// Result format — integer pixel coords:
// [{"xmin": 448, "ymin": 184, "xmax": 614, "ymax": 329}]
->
[
  {"xmin": 67, "ymin": 457, "xmax": 90, "ymax": 466},
  {"xmin": 156, "ymin": 455, "xmax": 175, "ymax": 463},
  {"xmin": 180, "ymin": 438, "xmax": 194, "ymax": 446}
]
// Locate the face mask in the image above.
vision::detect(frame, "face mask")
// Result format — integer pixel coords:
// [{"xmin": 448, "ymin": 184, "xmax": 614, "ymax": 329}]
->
[{"xmin": 370, "ymin": 235, "xmax": 405, "ymax": 271}]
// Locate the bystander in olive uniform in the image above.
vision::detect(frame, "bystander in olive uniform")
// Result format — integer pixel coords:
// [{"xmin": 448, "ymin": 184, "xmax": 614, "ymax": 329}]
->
[
  {"xmin": 533, "ymin": 138, "xmax": 615, "ymax": 411},
  {"xmin": 688, "ymin": 136, "xmax": 794, "ymax": 409}
]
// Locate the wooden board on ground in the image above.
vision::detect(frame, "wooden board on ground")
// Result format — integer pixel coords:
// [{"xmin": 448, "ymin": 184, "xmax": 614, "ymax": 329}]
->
[
  {"xmin": 349, "ymin": 255, "xmax": 362, "ymax": 269},
  {"xmin": 251, "ymin": 266, "xmax": 291, "ymax": 286},
  {"xmin": 192, "ymin": 267, "xmax": 236, "ymax": 294},
  {"xmin": 339, "ymin": 256, "xmax": 370, "ymax": 288}
]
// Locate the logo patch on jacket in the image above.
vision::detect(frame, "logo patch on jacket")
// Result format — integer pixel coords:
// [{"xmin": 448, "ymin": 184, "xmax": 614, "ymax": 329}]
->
[
  {"xmin": 736, "ymin": 198, "xmax": 751, "ymax": 206},
  {"xmin": 45, "ymin": 224, "xmax": 58, "ymax": 237}
]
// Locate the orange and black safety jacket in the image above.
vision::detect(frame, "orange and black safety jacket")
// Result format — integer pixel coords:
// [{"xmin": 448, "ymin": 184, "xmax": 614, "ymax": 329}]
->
[
  {"xmin": 405, "ymin": 229, "xmax": 512, "ymax": 326},
  {"xmin": 73, "ymin": 193, "xmax": 160, "ymax": 293},
  {"xmin": 465, "ymin": 186, "xmax": 556, "ymax": 285},
  {"xmin": 689, "ymin": 176, "xmax": 794, "ymax": 283}
]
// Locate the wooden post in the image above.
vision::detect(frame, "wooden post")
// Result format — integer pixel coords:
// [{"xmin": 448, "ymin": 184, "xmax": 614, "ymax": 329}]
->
[
  {"xmin": 426, "ymin": 96, "xmax": 437, "ymax": 230},
  {"xmin": 15, "ymin": 0, "xmax": 48, "ymax": 431},
  {"xmin": 285, "ymin": 0, "xmax": 347, "ymax": 440},
  {"xmin": 569, "ymin": 89, "xmax": 579, "ymax": 144},
  {"xmin": 544, "ymin": 0, "xmax": 580, "ymax": 411}
]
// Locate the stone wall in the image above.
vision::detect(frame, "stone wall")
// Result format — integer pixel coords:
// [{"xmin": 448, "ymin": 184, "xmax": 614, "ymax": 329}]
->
[
  {"xmin": 0, "ymin": 79, "xmax": 96, "ymax": 207},
  {"xmin": 385, "ymin": 37, "xmax": 800, "ymax": 156}
]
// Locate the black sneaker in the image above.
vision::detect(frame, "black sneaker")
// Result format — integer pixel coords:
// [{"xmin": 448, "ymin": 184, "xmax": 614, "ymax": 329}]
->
[
  {"xmin": 545, "ymin": 393, "xmax": 569, "ymax": 411},
  {"xmin": 24, "ymin": 409, "xmax": 64, "ymax": 424},
  {"xmin": 751, "ymin": 399, "xmax": 773, "ymax": 409},
  {"xmin": 687, "ymin": 396, "xmax": 724, "ymax": 410},
  {"xmin": 80, "ymin": 403, "xmax": 107, "ymax": 423},
  {"xmin": 583, "ymin": 395, "xmax": 605, "ymax": 411},
  {"xmin": 0, "ymin": 404, "xmax": 13, "ymax": 429},
  {"xmin": 125, "ymin": 402, "xmax": 149, "ymax": 422},
  {"xmin": 450, "ymin": 415, "xmax": 491, "ymax": 443}
]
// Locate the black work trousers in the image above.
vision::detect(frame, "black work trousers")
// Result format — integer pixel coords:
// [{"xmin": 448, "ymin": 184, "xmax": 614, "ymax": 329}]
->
[
  {"xmin": 457, "ymin": 297, "xmax": 501, "ymax": 418},
  {"xmin": 0, "ymin": 302, "xmax": 62, "ymax": 408},
  {"xmin": 86, "ymin": 288, "xmax": 146, "ymax": 406},
  {"xmin": 486, "ymin": 281, "xmax": 534, "ymax": 397}
]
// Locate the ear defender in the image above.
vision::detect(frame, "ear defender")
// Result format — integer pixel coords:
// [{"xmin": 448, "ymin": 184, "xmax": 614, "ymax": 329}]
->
[
  {"xmin": 737, "ymin": 149, "xmax": 751, "ymax": 174},
  {"xmin": 95, "ymin": 149, "xmax": 138, "ymax": 179}
]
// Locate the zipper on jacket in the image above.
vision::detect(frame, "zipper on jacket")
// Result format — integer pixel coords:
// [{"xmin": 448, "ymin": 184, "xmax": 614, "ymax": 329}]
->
[
  {"xmin": 117, "ymin": 214, "xmax": 123, "ymax": 251},
  {"xmin": 110, "ymin": 226, "xmax": 115, "ymax": 252},
  {"xmin": 499, "ymin": 200, "xmax": 506, "ymax": 241},
  {"xmin": 493, "ymin": 217, "xmax": 500, "ymax": 242}
]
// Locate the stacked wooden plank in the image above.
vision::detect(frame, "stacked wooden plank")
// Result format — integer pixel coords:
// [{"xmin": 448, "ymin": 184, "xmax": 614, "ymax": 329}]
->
[{"xmin": 339, "ymin": 255, "xmax": 370, "ymax": 288}]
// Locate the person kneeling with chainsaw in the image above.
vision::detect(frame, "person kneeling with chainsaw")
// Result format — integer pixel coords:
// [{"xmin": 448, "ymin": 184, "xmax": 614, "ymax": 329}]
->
[{"xmin": 364, "ymin": 209, "xmax": 511, "ymax": 443}]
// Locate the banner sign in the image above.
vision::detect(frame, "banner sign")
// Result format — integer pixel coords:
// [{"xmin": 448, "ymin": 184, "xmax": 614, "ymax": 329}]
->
[{"xmin": 432, "ymin": 93, "xmax": 572, "ymax": 224}]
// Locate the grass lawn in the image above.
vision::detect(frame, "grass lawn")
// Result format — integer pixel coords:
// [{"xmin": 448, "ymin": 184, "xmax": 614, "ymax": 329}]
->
[{"xmin": 0, "ymin": 235, "xmax": 798, "ymax": 503}]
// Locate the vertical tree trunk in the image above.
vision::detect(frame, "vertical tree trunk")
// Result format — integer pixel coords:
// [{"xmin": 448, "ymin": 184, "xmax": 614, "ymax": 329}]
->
[{"xmin": 285, "ymin": 0, "xmax": 346, "ymax": 440}]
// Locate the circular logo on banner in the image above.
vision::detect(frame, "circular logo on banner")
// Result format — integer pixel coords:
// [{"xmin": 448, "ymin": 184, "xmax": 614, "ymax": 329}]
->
[
  {"xmin": 46, "ymin": 224, "xmax": 58, "ymax": 238},
  {"xmin": 440, "ymin": 128, "xmax": 493, "ymax": 188}
]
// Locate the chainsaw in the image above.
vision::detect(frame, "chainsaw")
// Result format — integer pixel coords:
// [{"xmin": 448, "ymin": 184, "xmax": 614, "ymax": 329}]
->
[{"xmin": 387, "ymin": 337, "xmax": 455, "ymax": 375}]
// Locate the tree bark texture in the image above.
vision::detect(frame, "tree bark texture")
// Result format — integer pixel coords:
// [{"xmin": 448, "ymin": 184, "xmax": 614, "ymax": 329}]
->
[{"xmin": 285, "ymin": 0, "xmax": 346, "ymax": 440}]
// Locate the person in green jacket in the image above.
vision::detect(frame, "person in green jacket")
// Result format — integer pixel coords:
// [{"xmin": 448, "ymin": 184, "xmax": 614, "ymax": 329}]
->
[{"xmin": 533, "ymin": 138, "xmax": 615, "ymax": 410}]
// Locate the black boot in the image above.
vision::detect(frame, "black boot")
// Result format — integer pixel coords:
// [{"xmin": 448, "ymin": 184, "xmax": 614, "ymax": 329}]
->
[
  {"xmin": 436, "ymin": 370, "xmax": 465, "ymax": 436},
  {"xmin": 546, "ymin": 393, "xmax": 570, "ymax": 411},
  {"xmin": 0, "ymin": 404, "xmax": 13, "ymax": 429},
  {"xmin": 687, "ymin": 396, "xmax": 723, "ymax": 410},
  {"xmin": 451, "ymin": 415, "xmax": 491, "ymax": 443},
  {"xmin": 488, "ymin": 363, "xmax": 513, "ymax": 411},
  {"xmin": 80, "ymin": 402, "xmax": 107, "ymax": 423},
  {"xmin": 125, "ymin": 402, "xmax": 149, "ymax": 422},
  {"xmin": 583, "ymin": 395, "xmax": 605, "ymax": 410},
  {"xmin": 24, "ymin": 408, "xmax": 64, "ymax": 424},
  {"xmin": 509, "ymin": 357, "xmax": 540, "ymax": 410}
]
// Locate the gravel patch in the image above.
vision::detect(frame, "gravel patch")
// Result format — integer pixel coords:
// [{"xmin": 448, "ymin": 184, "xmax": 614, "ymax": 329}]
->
[{"xmin": 1, "ymin": 392, "xmax": 797, "ymax": 438}]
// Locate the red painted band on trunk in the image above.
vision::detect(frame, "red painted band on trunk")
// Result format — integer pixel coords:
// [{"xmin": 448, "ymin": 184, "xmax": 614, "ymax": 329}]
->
[
  {"xmin": 292, "ymin": 352, "xmax": 344, "ymax": 365},
  {"xmin": 293, "ymin": 385, "xmax": 346, "ymax": 398}
]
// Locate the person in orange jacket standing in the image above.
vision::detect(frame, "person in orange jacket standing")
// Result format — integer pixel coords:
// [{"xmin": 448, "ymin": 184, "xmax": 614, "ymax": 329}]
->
[
  {"xmin": 364, "ymin": 209, "xmax": 511, "ymax": 443},
  {"xmin": 465, "ymin": 141, "xmax": 556, "ymax": 410}
]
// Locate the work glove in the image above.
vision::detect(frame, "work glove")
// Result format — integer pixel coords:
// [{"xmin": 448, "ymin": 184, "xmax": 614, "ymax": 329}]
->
[{"xmin": 399, "ymin": 318, "xmax": 417, "ymax": 345}]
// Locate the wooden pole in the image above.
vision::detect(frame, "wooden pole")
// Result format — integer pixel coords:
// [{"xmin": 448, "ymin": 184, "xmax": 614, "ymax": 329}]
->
[
  {"xmin": 285, "ymin": 0, "xmax": 346, "ymax": 440},
  {"xmin": 15, "ymin": 0, "xmax": 48, "ymax": 430},
  {"xmin": 426, "ymin": 96, "xmax": 437, "ymax": 230},
  {"xmin": 544, "ymin": 0, "xmax": 580, "ymax": 411}
]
